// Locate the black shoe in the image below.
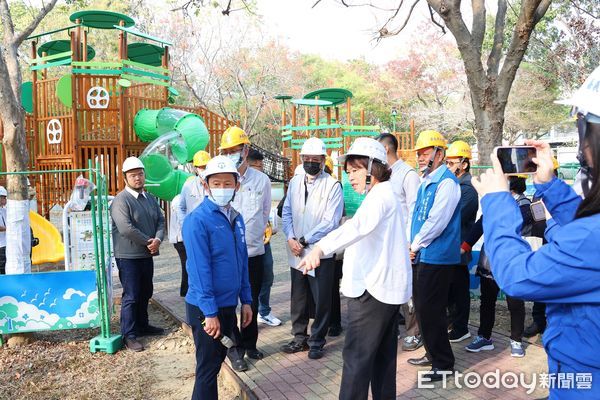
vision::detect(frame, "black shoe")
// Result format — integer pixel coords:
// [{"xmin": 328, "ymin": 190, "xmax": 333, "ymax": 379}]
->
[
  {"xmin": 246, "ymin": 348, "xmax": 264, "ymax": 360},
  {"xmin": 280, "ymin": 340, "xmax": 309, "ymax": 354},
  {"xmin": 328, "ymin": 326, "xmax": 343, "ymax": 337},
  {"xmin": 407, "ymin": 355, "xmax": 432, "ymax": 366},
  {"xmin": 448, "ymin": 330, "xmax": 471, "ymax": 343},
  {"xmin": 230, "ymin": 358, "xmax": 248, "ymax": 372},
  {"xmin": 308, "ymin": 346, "xmax": 324, "ymax": 360},
  {"xmin": 124, "ymin": 337, "xmax": 144, "ymax": 352},
  {"xmin": 137, "ymin": 325, "xmax": 165, "ymax": 337},
  {"xmin": 523, "ymin": 322, "xmax": 546, "ymax": 338},
  {"xmin": 422, "ymin": 368, "xmax": 454, "ymax": 382}
]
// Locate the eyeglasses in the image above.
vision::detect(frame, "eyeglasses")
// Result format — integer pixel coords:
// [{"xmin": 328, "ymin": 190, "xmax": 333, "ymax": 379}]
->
[{"xmin": 445, "ymin": 160, "xmax": 462, "ymax": 167}]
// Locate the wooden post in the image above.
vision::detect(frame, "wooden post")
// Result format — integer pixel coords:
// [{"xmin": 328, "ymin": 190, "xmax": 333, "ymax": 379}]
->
[
  {"xmin": 345, "ymin": 98, "xmax": 351, "ymax": 152},
  {"xmin": 326, "ymin": 107, "xmax": 331, "ymax": 139},
  {"xmin": 291, "ymin": 105, "xmax": 298, "ymax": 170},
  {"xmin": 315, "ymin": 97, "xmax": 320, "ymax": 137},
  {"xmin": 71, "ymin": 22, "xmax": 81, "ymax": 172},
  {"xmin": 31, "ymin": 41, "xmax": 39, "ymax": 165},
  {"xmin": 163, "ymin": 46, "xmax": 170, "ymax": 104},
  {"xmin": 360, "ymin": 109, "xmax": 365, "ymax": 126}
]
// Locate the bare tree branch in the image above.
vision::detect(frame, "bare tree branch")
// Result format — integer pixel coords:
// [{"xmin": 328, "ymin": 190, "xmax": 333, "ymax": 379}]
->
[
  {"xmin": 486, "ymin": 0, "xmax": 507, "ymax": 76},
  {"xmin": 569, "ymin": 0, "xmax": 599, "ymax": 19},
  {"xmin": 0, "ymin": 0, "xmax": 16, "ymax": 42},
  {"xmin": 427, "ymin": 4, "xmax": 446, "ymax": 34},
  {"xmin": 377, "ymin": 0, "xmax": 421, "ymax": 39},
  {"xmin": 13, "ymin": 0, "xmax": 59, "ymax": 47},
  {"xmin": 471, "ymin": 0, "xmax": 486, "ymax": 51},
  {"xmin": 533, "ymin": 0, "xmax": 551, "ymax": 24}
]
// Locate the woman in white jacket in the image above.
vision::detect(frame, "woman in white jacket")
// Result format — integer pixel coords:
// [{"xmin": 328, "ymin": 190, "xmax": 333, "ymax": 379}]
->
[{"xmin": 299, "ymin": 137, "xmax": 412, "ymax": 400}]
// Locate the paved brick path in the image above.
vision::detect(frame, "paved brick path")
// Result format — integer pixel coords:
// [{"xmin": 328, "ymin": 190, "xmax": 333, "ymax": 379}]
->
[{"xmin": 150, "ymin": 236, "xmax": 550, "ymax": 399}]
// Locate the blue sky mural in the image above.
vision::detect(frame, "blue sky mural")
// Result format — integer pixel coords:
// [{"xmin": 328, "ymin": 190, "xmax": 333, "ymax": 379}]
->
[{"xmin": 0, "ymin": 270, "xmax": 100, "ymax": 333}]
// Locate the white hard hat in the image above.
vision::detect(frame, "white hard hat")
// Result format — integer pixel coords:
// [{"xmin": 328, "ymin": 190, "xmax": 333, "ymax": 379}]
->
[
  {"xmin": 300, "ymin": 137, "xmax": 327, "ymax": 156},
  {"xmin": 556, "ymin": 65, "xmax": 600, "ymax": 122},
  {"xmin": 122, "ymin": 157, "xmax": 145, "ymax": 173},
  {"xmin": 202, "ymin": 155, "xmax": 240, "ymax": 180},
  {"xmin": 0, "ymin": 186, "xmax": 6, "ymax": 197},
  {"xmin": 338, "ymin": 137, "xmax": 387, "ymax": 165}
]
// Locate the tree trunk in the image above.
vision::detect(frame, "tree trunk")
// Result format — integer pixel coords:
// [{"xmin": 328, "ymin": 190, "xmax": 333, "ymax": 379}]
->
[
  {"xmin": 472, "ymin": 99, "xmax": 506, "ymax": 166},
  {"xmin": 1, "ymin": 104, "xmax": 32, "ymax": 274}
]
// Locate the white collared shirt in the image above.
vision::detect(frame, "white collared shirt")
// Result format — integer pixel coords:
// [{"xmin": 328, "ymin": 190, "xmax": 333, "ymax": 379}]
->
[
  {"xmin": 231, "ymin": 166, "xmax": 271, "ymax": 257},
  {"xmin": 125, "ymin": 185, "xmax": 146, "ymax": 199},
  {"xmin": 410, "ymin": 165, "xmax": 461, "ymax": 253},
  {"xmin": 0, "ymin": 207, "xmax": 6, "ymax": 248},
  {"xmin": 317, "ymin": 181, "xmax": 412, "ymax": 305},
  {"xmin": 390, "ymin": 159, "xmax": 420, "ymax": 235}
]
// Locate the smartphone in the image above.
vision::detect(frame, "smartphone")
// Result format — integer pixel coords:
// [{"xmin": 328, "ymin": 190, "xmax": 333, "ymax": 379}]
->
[
  {"xmin": 530, "ymin": 201, "xmax": 546, "ymax": 222},
  {"xmin": 495, "ymin": 146, "xmax": 537, "ymax": 174}
]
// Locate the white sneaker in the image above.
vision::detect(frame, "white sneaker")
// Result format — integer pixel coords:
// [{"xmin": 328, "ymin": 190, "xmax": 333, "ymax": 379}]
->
[{"xmin": 258, "ymin": 313, "xmax": 282, "ymax": 326}]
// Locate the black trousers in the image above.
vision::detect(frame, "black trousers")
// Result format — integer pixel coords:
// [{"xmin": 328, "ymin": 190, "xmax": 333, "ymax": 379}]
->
[
  {"xmin": 0, "ymin": 246, "xmax": 5, "ymax": 275},
  {"xmin": 236, "ymin": 255, "xmax": 264, "ymax": 353},
  {"xmin": 478, "ymin": 276, "xmax": 525, "ymax": 342},
  {"xmin": 447, "ymin": 264, "xmax": 471, "ymax": 334},
  {"xmin": 329, "ymin": 258, "xmax": 343, "ymax": 329},
  {"xmin": 401, "ymin": 263, "xmax": 420, "ymax": 337},
  {"xmin": 532, "ymin": 301, "xmax": 547, "ymax": 328},
  {"xmin": 414, "ymin": 263, "xmax": 455, "ymax": 371},
  {"xmin": 339, "ymin": 291, "xmax": 399, "ymax": 400},
  {"xmin": 174, "ymin": 242, "xmax": 188, "ymax": 297},
  {"xmin": 186, "ymin": 303, "xmax": 238, "ymax": 400},
  {"xmin": 290, "ymin": 258, "xmax": 335, "ymax": 348},
  {"xmin": 116, "ymin": 257, "xmax": 154, "ymax": 339}
]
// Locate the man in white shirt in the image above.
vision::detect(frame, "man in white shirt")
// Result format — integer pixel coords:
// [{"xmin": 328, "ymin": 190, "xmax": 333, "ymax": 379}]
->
[
  {"xmin": 407, "ymin": 130, "xmax": 462, "ymax": 383},
  {"xmin": 0, "ymin": 186, "xmax": 7, "ymax": 275},
  {"xmin": 281, "ymin": 138, "xmax": 344, "ymax": 360},
  {"xmin": 219, "ymin": 126, "xmax": 271, "ymax": 371},
  {"xmin": 376, "ymin": 133, "xmax": 423, "ymax": 352},
  {"xmin": 176, "ymin": 150, "xmax": 210, "ymax": 297}
]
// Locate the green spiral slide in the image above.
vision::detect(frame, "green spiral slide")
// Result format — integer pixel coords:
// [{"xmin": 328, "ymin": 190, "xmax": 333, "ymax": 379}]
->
[{"xmin": 133, "ymin": 107, "xmax": 210, "ymax": 201}]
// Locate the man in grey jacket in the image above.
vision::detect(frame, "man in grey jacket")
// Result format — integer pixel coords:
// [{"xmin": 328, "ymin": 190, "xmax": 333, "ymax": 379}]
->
[{"xmin": 111, "ymin": 157, "xmax": 165, "ymax": 351}]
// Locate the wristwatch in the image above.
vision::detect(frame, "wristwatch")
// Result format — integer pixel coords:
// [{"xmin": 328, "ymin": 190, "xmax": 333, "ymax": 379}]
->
[{"xmin": 299, "ymin": 236, "xmax": 308, "ymax": 248}]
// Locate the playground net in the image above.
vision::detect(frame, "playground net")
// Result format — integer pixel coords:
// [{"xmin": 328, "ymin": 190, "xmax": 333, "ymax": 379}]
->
[{"xmin": 251, "ymin": 144, "xmax": 291, "ymax": 183}]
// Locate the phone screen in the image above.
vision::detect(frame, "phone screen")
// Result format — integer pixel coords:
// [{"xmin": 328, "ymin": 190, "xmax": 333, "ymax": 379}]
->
[{"xmin": 496, "ymin": 146, "xmax": 537, "ymax": 174}]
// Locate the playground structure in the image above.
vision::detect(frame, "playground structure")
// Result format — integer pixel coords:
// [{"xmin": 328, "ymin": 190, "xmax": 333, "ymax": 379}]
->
[
  {"xmin": 6, "ymin": 10, "xmax": 236, "ymax": 217},
  {"xmin": 277, "ymin": 88, "xmax": 415, "ymax": 215}
]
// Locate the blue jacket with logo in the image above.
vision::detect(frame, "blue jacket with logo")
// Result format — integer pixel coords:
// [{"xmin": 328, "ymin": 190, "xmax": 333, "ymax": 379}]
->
[
  {"xmin": 183, "ymin": 198, "xmax": 252, "ymax": 317},
  {"xmin": 482, "ymin": 177, "xmax": 600, "ymax": 399},
  {"xmin": 411, "ymin": 166, "xmax": 462, "ymax": 265}
]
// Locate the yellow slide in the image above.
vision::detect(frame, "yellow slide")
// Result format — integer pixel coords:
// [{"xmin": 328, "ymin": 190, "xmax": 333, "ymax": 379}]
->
[{"xmin": 30, "ymin": 210, "xmax": 65, "ymax": 265}]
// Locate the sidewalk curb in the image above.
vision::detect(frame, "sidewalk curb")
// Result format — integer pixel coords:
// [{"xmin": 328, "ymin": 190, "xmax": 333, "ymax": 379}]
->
[{"xmin": 150, "ymin": 298, "xmax": 259, "ymax": 400}]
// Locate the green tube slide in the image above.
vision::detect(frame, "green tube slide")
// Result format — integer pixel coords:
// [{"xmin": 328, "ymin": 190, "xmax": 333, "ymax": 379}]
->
[{"xmin": 134, "ymin": 106, "xmax": 210, "ymax": 201}]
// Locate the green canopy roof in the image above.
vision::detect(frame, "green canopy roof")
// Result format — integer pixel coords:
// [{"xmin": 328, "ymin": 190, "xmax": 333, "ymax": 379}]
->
[
  {"xmin": 127, "ymin": 43, "xmax": 165, "ymax": 67},
  {"xmin": 38, "ymin": 40, "xmax": 95, "ymax": 61},
  {"xmin": 70, "ymin": 10, "xmax": 135, "ymax": 29},
  {"xmin": 274, "ymin": 95, "xmax": 293, "ymax": 100},
  {"xmin": 114, "ymin": 25, "xmax": 172, "ymax": 46},
  {"xmin": 303, "ymin": 88, "xmax": 353, "ymax": 106},
  {"xmin": 291, "ymin": 98, "xmax": 333, "ymax": 107}
]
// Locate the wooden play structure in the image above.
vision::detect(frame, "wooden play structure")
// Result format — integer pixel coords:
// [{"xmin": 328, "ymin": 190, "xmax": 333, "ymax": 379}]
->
[
  {"xmin": 7, "ymin": 10, "xmax": 236, "ymax": 216},
  {"xmin": 277, "ymin": 88, "xmax": 415, "ymax": 175}
]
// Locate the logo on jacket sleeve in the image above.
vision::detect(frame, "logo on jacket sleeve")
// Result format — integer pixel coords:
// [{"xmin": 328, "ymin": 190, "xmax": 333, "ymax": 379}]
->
[{"xmin": 236, "ymin": 220, "xmax": 246, "ymax": 244}]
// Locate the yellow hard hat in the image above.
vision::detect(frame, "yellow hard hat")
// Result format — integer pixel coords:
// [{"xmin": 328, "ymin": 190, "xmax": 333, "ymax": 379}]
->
[
  {"xmin": 515, "ymin": 174, "xmax": 529, "ymax": 179},
  {"xmin": 415, "ymin": 130, "xmax": 448, "ymax": 151},
  {"xmin": 218, "ymin": 126, "xmax": 250, "ymax": 150},
  {"xmin": 446, "ymin": 140, "xmax": 472, "ymax": 159},
  {"xmin": 192, "ymin": 150, "xmax": 211, "ymax": 167},
  {"xmin": 552, "ymin": 156, "xmax": 559, "ymax": 170},
  {"xmin": 325, "ymin": 156, "xmax": 334, "ymax": 172}
]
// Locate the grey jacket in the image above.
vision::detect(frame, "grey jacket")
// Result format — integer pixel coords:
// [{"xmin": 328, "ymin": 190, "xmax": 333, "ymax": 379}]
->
[{"xmin": 110, "ymin": 189, "xmax": 165, "ymax": 259}]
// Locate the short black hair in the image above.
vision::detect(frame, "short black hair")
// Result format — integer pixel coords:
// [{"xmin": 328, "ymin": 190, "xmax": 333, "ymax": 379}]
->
[
  {"xmin": 375, "ymin": 133, "xmax": 398, "ymax": 154},
  {"xmin": 344, "ymin": 156, "xmax": 392, "ymax": 182},
  {"xmin": 247, "ymin": 148, "xmax": 264, "ymax": 161},
  {"xmin": 464, "ymin": 159, "xmax": 471, "ymax": 173},
  {"xmin": 508, "ymin": 176, "xmax": 527, "ymax": 194}
]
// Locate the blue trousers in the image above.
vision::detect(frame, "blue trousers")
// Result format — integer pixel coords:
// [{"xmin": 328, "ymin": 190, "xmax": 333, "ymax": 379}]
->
[
  {"xmin": 116, "ymin": 257, "xmax": 154, "ymax": 339},
  {"xmin": 258, "ymin": 242, "xmax": 274, "ymax": 317},
  {"xmin": 186, "ymin": 303, "xmax": 238, "ymax": 400}
]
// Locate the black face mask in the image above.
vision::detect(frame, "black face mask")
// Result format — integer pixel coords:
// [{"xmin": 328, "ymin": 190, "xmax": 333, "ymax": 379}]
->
[{"xmin": 303, "ymin": 161, "xmax": 321, "ymax": 176}]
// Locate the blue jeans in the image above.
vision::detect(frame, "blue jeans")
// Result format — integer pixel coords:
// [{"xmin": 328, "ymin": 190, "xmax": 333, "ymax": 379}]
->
[
  {"xmin": 116, "ymin": 257, "xmax": 154, "ymax": 339},
  {"xmin": 258, "ymin": 243, "xmax": 274, "ymax": 317}
]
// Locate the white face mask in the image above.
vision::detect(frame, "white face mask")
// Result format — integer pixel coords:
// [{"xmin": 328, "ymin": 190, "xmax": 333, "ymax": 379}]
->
[
  {"xmin": 226, "ymin": 152, "xmax": 242, "ymax": 167},
  {"xmin": 209, "ymin": 188, "xmax": 235, "ymax": 207}
]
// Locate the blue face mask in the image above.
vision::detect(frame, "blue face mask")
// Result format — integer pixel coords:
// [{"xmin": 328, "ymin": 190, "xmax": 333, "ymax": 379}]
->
[
  {"xmin": 226, "ymin": 152, "xmax": 242, "ymax": 168},
  {"xmin": 209, "ymin": 188, "xmax": 235, "ymax": 207}
]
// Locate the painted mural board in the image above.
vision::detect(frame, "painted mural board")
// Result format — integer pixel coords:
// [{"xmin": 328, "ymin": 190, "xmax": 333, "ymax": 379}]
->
[
  {"xmin": 69, "ymin": 211, "xmax": 112, "ymax": 271},
  {"xmin": 0, "ymin": 270, "xmax": 100, "ymax": 334}
]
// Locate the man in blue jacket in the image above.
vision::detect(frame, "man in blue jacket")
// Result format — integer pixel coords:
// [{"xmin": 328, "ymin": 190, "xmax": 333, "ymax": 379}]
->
[{"xmin": 183, "ymin": 156, "xmax": 252, "ymax": 400}]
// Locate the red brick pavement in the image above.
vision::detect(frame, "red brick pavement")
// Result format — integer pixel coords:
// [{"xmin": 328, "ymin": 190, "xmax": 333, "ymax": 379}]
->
[{"xmin": 151, "ymin": 240, "xmax": 550, "ymax": 399}]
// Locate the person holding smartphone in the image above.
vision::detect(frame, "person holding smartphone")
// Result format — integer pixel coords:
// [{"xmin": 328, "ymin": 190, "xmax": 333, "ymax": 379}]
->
[{"xmin": 471, "ymin": 65, "xmax": 600, "ymax": 398}]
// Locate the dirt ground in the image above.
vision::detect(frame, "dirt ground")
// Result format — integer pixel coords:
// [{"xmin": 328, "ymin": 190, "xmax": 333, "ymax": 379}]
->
[{"xmin": 0, "ymin": 303, "xmax": 239, "ymax": 400}]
